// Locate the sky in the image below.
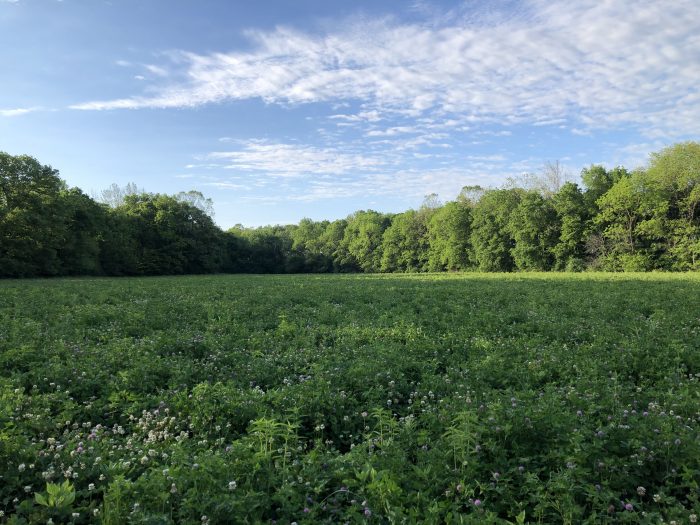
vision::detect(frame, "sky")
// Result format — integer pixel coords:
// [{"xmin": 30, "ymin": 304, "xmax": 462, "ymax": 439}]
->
[{"xmin": 1, "ymin": 0, "xmax": 699, "ymax": 228}]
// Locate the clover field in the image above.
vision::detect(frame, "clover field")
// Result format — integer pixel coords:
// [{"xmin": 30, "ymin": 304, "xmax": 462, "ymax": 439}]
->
[{"xmin": 1, "ymin": 273, "xmax": 700, "ymax": 524}]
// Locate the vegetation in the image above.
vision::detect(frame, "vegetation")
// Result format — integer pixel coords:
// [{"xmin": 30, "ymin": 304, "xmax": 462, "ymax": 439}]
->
[
  {"xmin": 1, "ymin": 273, "xmax": 699, "ymax": 523},
  {"xmin": 2, "ymin": 142, "xmax": 700, "ymax": 278}
]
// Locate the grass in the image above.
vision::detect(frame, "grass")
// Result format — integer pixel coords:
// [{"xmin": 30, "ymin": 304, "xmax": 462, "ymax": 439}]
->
[{"xmin": 1, "ymin": 273, "xmax": 699, "ymax": 524}]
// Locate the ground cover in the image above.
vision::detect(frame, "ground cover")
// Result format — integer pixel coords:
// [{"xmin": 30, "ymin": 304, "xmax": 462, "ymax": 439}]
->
[{"xmin": 1, "ymin": 273, "xmax": 699, "ymax": 524}]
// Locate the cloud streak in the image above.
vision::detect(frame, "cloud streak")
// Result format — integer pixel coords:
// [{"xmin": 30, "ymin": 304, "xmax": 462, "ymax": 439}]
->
[
  {"xmin": 0, "ymin": 107, "xmax": 40, "ymax": 117},
  {"xmin": 207, "ymin": 140, "xmax": 386, "ymax": 178},
  {"xmin": 70, "ymin": 0, "xmax": 700, "ymax": 138},
  {"xmin": 195, "ymin": 138, "xmax": 512, "ymax": 203}
]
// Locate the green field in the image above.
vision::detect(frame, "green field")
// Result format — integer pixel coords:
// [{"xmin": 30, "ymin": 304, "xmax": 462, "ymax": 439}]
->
[{"xmin": 2, "ymin": 274, "xmax": 700, "ymax": 524}]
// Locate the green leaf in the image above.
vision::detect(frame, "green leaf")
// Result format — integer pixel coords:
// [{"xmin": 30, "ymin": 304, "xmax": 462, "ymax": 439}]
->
[{"xmin": 63, "ymin": 491, "xmax": 75, "ymax": 507}]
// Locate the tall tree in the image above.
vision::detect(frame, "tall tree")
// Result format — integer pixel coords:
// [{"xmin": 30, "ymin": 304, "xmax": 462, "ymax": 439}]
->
[
  {"xmin": 509, "ymin": 161, "xmax": 568, "ymax": 197},
  {"xmin": 644, "ymin": 142, "xmax": 700, "ymax": 269},
  {"xmin": 380, "ymin": 210, "xmax": 429, "ymax": 272},
  {"xmin": 119, "ymin": 193, "xmax": 224, "ymax": 275},
  {"xmin": 337, "ymin": 211, "xmax": 390, "ymax": 273},
  {"xmin": 291, "ymin": 218, "xmax": 334, "ymax": 272},
  {"xmin": 0, "ymin": 153, "xmax": 68, "ymax": 276},
  {"xmin": 552, "ymin": 182, "xmax": 589, "ymax": 271},
  {"xmin": 57, "ymin": 188, "xmax": 105, "ymax": 275},
  {"xmin": 97, "ymin": 182, "xmax": 142, "ymax": 208},
  {"xmin": 237, "ymin": 225, "xmax": 293, "ymax": 273},
  {"xmin": 594, "ymin": 170, "xmax": 665, "ymax": 271},
  {"xmin": 320, "ymin": 219, "xmax": 349, "ymax": 272},
  {"xmin": 176, "ymin": 190, "xmax": 215, "ymax": 218},
  {"xmin": 426, "ymin": 200, "xmax": 472, "ymax": 271},
  {"xmin": 457, "ymin": 185, "xmax": 486, "ymax": 205},
  {"xmin": 508, "ymin": 191, "xmax": 558, "ymax": 271},
  {"xmin": 470, "ymin": 189, "xmax": 522, "ymax": 272},
  {"xmin": 99, "ymin": 208, "xmax": 140, "ymax": 275},
  {"xmin": 581, "ymin": 165, "xmax": 629, "ymax": 209}
]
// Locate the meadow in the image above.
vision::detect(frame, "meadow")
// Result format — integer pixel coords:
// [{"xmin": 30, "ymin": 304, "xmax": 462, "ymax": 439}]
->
[{"xmin": 1, "ymin": 273, "xmax": 699, "ymax": 524}]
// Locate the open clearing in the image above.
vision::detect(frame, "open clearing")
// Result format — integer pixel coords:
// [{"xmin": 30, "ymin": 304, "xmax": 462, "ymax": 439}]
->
[{"xmin": 2, "ymin": 273, "xmax": 699, "ymax": 524}]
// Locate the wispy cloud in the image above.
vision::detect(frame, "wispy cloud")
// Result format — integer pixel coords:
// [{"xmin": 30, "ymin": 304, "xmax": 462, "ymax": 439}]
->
[
  {"xmin": 194, "ymin": 138, "xmax": 512, "ymax": 203},
  {"xmin": 207, "ymin": 140, "xmax": 385, "ymax": 178},
  {"xmin": 366, "ymin": 126, "xmax": 419, "ymax": 137},
  {"xmin": 231, "ymin": 165, "xmax": 508, "ymax": 204},
  {"xmin": 114, "ymin": 60, "xmax": 169, "ymax": 78},
  {"xmin": 70, "ymin": 0, "xmax": 700, "ymax": 138},
  {"xmin": 144, "ymin": 64, "xmax": 169, "ymax": 77},
  {"xmin": 202, "ymin": 181, "xmax": 251, "ymax": 190},
  {"xmin": 0, "ymin": 107, "xmax": 40, "ymax": 117},
  {"xmin": 329, "ymin": 110, "xmax": 382, "ymax": 123},
  {"xmin": 467, "ymin": 154, "xmax": 506, "ymax": 162}
]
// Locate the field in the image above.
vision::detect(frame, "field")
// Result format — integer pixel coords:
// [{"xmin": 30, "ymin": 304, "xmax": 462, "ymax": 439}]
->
[{"xmin": 1, "ymin": 273, "xmax": 700, "ymax": 524}]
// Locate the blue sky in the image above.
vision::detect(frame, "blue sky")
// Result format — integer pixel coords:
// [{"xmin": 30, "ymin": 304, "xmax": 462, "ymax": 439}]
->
[{"xmin": 1, "ymin": 0, "xmax": 698, "ymax": 228}]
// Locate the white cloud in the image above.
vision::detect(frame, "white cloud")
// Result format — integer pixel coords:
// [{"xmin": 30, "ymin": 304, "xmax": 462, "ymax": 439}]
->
[
  {"xmin": 70, "ymin": 0, "xmax": 700, "ymax": 139},
  {"xmin": 606, "ymin": 141, "xmax": 666, "ymax": 170},
  {"xmin": 144, "ymin": 64, "xmax": 169, "ymax": 77},
  {"xmin": 203, "ymin": 181, "xmax": 251, "ymax": 190},
  {"xmin": 196, "ymin": 138, "xmax": 512, "ymax": 203},
  {"xmin": 369, "ymin": 132, "xmax": 453, "ymax": 151},
  {"xmin": 365, "ymin": 126, "xmax": 418, "ymax": 137},
  {"xmin": 267, "ymin": 165, "xmax": 507, "ymax": 203},
  {"xmin": 0, "ymin": 107, "xmax": 40, "ymax": 117},
  {"xmin": 467, "ymin": 154, "xmax": 506, "ymax": 162},
  {"xmin": 329, "ymin": 110, "xmax": 382, "ymax": 123},
  {"xmin": 533, "ymin": 118, "xmax": 567, "ymax": 127},
  {"xmin": 208, "ymin": 140, "xmax": 385, "ymax": 178}
]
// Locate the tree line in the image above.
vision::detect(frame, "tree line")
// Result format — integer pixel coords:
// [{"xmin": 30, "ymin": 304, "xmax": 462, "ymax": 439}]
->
[{"xmin": 1, "ymin": 142, "xmax": 699, "ymax": 278}]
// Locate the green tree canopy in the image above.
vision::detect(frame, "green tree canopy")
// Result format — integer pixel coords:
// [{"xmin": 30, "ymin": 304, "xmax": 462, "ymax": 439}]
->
[
  {"xmin": 380, "ymin": 210, "xmax": 429, "ymax": 272},
  {"xmin": 552, "ymin": 182, "xmax": 588, "ymax": 271},
  {"xmin": 337, "ymin": 211, "xmax": 390, "ymax": 273},
  {"xmin": 0, "ymin": 153, "xmax": 68, "ymax": 276},
  {"xmin": 508, "ymin": 191, "xmax": 558, "ymax": 271},
  {"xmin": 426, "ymin": 200, "xmax": 472, "ymax": 271},
  {"xmin": 470, "ymin": 189, "xmax": 522, "ymax": 272}
]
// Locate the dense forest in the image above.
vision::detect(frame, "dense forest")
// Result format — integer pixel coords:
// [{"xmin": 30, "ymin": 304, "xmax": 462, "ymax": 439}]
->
[{"xmin": 1, "ymin": 142, "xmax": 699, "ymax": 278}]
